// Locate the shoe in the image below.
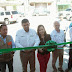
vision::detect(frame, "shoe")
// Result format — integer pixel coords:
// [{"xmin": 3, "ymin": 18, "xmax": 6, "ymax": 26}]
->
[
  {"xmin": 65, "ymin": 69, "xmax": 70, "ymax": 72},
  {"xmin": 58, "ymin": 68, "xmax": 64, "ymax": 72}
]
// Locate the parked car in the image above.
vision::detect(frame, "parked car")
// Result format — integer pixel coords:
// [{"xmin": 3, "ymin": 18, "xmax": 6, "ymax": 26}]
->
[
  {"xmin": 58, "ymin": 8, "xmax": 72, "ymax": 19},
  {"xmin": 32, "ymin": 9, "xmax": 39, "ymax": 16},
  {"xmin": 18, "ymin": 12, "xmax": 25, "ymax": 17},
  {"xmin": 32, "ymin": 8, "xmax": 50, "ymax": 16},
  {"xmin": 0, "ymin": 10, "xmax": 20, "ymax": 24},
  {"xmin": 66, "ymin": 11, "xmax": 72, "ymax": 21}
]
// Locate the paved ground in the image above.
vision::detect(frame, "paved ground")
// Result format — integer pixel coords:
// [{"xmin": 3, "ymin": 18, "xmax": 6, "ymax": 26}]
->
[
  {"xmin": 3, "ymin": 16, "xmax": 72, "ymax": 72},
  {"xmin": 6, "ymin": 48, "xmax": 72, "ymax": 72}
]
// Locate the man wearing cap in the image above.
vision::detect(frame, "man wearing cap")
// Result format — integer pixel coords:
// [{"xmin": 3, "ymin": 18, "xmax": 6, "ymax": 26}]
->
[
  {"xmin": 15, "ymin": 19, "xmax": 40, "ymax": 72},
  {"xmin": 0, "ymin": 24, "xmax": 15, "ymax": 72}
]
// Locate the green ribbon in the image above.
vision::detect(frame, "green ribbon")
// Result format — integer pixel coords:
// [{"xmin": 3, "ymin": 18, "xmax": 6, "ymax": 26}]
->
[
  {"xmin": 45, "ymin": 40, "xmax": 57, "ymax": 52},
  {"xmin": 0, "ymin": 40, "xmax": 72, "ymax": 54}
]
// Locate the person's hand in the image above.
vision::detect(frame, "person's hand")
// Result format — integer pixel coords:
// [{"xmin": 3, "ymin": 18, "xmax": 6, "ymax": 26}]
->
[
  {"xmin": 63, "ymin": 45, "xmax": 65, "ymax": 47},
  {"xmin": 39, "ymin": 49, "xmax": 43, "ymax": 53},
  {"xmin": 3, "ymin": 53, "xmax": 10, "ymax": 57},
  {"xmin": 43, "ymin": 47, "xmax": 47, "ymax": 51},
  {"xmin": 11, "ymin": 51, "xmax": 15, "ymax": 54}
]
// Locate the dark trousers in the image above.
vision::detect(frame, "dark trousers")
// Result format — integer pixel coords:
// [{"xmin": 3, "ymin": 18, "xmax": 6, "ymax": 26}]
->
[
  {"xmin": 20, "ymin": 51, "xmax": 35, "ymax": 72},
  {"xmin": 0, "ymin": 59, "xmax": 13, "ymax": 72},
  {"xmin": 68, "ymin": 44, "xmax": 72, "ymax": 69}
]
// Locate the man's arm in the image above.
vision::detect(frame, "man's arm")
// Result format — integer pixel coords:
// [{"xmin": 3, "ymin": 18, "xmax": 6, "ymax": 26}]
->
[
  {"xmin": 11, "ymin": 36, "xmax": 15, "ymax": 48},
  {"xmin": 33, "ymin": 31, "xmax": 40, "ymax": 47},
  {"xmin": 50, "ymin": 31, "xmax": 55, "ymax": 41},
  {"xmin": 15, "ymin": 31, "xmax": 24, "ymax": 48}
]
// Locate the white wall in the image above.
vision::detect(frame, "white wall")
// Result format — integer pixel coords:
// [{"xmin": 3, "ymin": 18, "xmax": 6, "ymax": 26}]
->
[{"xmin": 6, "ymin": 6, "xmax": 13, "ymax": 11}]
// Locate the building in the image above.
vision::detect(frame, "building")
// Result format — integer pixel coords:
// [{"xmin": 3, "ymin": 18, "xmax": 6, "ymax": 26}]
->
[
  {"xmin": 56, "ymin": 0, "xmax": 71, "ymax": 11},
  {"xmin": 29, "ymin": 0, "xmax": 57, "ymax": 14},
  {"xmin": 0, "ymin": 0, "xmax": 23, "ymax": 11}
]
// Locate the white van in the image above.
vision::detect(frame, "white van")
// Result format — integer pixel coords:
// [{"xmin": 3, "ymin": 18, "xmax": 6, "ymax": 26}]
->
[{"xmin": 0, "ymin": 10, "xmax": 19, "ymax": 24}]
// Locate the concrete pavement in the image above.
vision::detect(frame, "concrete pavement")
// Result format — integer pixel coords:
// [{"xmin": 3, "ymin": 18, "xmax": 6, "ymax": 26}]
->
[
  {"xmin": 5, "ymin": 48, "xmax": 72, "ymax": 72},
  {"xmin": 5, "ymin": 16, "xmax": 72, "ymax": 72}
]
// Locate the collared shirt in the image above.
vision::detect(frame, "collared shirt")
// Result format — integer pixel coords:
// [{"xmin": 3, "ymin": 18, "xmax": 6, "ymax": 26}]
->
[
  {"xmin": 69, "ymin": 27, "xmax": 72, "ymax": 41},
  {"xmin": 50, "ymin": 29, "xmax": 64, "ymax": 48},
  {"xmin": 0, "ymin": 35, "xmax": 15, "ymax": 48},
  {"xmin": 15, "ymin": 28, "xmax": 40, "ymax": 49}
]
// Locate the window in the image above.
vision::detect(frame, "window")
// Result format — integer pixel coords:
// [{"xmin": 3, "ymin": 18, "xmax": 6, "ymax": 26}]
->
[
  {"xmin": 12, "ymin": 11, "xmax": 18, "ymax": 14},
  {"xmin": 0, "ymin": 12, "xmax": 4, "ymax": 16},
  {"xmin": 5, "ymin": 12, "xmax": 10, "ymax": 15},
  {"xmin": 66, "ymin": 9, "xmax": 71, "ymax": 11}
]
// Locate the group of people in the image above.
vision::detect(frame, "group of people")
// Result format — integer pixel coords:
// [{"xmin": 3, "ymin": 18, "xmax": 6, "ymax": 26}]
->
[{"xmin": 0, "ymin": 18, "xmax": 72, "ymax": 72}]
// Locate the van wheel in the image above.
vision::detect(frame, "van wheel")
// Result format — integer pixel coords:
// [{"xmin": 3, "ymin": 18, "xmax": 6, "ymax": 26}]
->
[{"xmin": 4, "ymin": 19, "xmax": 10, "ymax": 25}]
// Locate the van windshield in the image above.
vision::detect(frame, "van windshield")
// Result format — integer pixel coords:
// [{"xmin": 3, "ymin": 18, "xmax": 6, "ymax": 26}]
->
[
  {"xmin": 5, "ymin": 12, "xmax": 10, "ymax": 15},
  {"xmin": 12, "ymin": 11, "xmax": 18, "ymax": 14}
]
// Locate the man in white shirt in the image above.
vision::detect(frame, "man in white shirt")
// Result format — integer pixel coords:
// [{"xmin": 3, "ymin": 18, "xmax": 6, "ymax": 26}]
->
[
  {"xmin": 50, "ymin": 21, "xmax": 65, "ymax": 72},
  {"xmin": 65, "ymin": 27, "xmax": 72, "ymax": 72},
  {"xmin": 15, "ymin": 19, "xmax": 40, "ymax": 72}
]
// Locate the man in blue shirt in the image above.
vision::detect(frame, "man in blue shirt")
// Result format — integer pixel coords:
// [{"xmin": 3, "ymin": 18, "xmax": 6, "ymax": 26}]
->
[{"xmin": 0, "ymin": 24, "xmax": 15, "ymax": 72}]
